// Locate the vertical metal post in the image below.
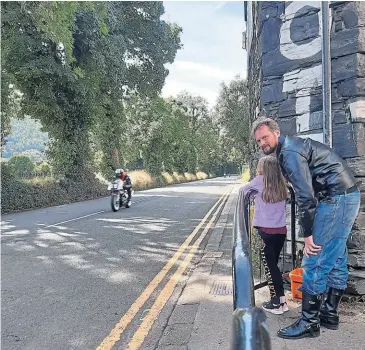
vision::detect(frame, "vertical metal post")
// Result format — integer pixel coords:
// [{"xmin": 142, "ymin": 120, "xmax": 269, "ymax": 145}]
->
[
  {"xmin": 321, "ymin": 2, "xmax": 332, "ymax": 147},
  {"xmin": 289, "ymin": 187, "xmax": 297, "ymax": 270}
]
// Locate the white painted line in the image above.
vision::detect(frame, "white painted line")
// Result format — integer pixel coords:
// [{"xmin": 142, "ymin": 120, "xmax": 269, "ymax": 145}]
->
[{"xmin": 46, "ymin": 211, "xmax": 105, "ymax": 228}]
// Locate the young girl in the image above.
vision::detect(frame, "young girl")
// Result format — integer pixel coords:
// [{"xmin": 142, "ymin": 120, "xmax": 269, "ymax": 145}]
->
[{"xmin": 241, "ymin": 156, "xmax": 289, "ymax": 315}]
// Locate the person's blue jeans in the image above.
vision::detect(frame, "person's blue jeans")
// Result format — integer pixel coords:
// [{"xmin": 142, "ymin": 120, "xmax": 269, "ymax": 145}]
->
[{"xmin": 302, "ymin": 190, "xmax": 360, "ymax": 295}]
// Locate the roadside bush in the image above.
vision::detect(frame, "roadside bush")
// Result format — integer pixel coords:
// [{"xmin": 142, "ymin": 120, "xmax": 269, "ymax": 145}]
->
[
  {"xmin": 1, "ymin": 166, "xmax": 212, "ymax": 214},
  {"xmin": 183, "ymin": 173, "xmax": 197, "ymax": 181},
  {"xmin": 172, "ymin": 172, "xmax": 185, "ymax": 183},
  {"xmin": 196, "ymin": 171, "xmax": 208, "ymax": 180},
  {"xmin": 1, "ymin": 162, "xmax": 108, "ymax": 213},
  {"xmin": 161, "ymin": 172, "xmax": 174, "ymax": 185},
  {"xmin": 7, "ymin": 154, "xmax": 35, "ymax": 178},
  {"xmin": 241, "ymin": 168, "xmax": 250, "ymax": 183},
  {"xmin": 34, "ymin": 161, "xmax": 52, "ymax": 177},
  {"xmin": 24, "ymin": 177, "xmax": 54, "ymax": 185},
  {"xmin": 129, "ymin": 170, "xmax": 154, "ymax": 190},
  {"xmin": 153, "ymin": 175, "xmax": 166, "ymax": 188}
]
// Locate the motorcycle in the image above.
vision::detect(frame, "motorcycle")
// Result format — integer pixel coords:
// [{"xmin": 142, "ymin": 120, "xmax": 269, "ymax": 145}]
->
[{"xmin": 107, "ymin": 180, "xmax": 131, "ymax": 212}]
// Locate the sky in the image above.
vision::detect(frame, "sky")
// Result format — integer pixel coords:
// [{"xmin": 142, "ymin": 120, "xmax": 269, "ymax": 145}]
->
[{"xmin": 162, "ymin": 1, "xmax": 247, "ymax": 106}]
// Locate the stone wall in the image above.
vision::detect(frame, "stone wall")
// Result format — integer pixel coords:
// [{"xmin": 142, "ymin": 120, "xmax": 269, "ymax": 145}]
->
[{"xmin": 246, "ymin": 1, "xmax": 365, "ymax": 295}]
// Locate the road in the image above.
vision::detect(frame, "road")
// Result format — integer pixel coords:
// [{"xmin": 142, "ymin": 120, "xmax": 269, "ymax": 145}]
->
[{"xmin": 1, "ymin": 177, "xmax": 236, "ymax": 350}]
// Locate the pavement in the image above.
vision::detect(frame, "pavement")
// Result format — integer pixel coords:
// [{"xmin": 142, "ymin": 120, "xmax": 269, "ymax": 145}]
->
[{"xmin": 149, "ymin": 182, "xmax": 365, "ymax": 350}]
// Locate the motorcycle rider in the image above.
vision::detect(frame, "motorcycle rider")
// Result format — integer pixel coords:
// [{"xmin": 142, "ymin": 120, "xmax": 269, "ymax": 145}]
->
[{"xmin": 115, "ymin": 168, "xmax": 132, "ymax": 207}]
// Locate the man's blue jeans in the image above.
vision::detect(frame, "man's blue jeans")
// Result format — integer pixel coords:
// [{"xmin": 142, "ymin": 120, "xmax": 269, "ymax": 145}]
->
[{"xmin": 302, "ymin": 190, "xmax": 360, "ymax": 295}]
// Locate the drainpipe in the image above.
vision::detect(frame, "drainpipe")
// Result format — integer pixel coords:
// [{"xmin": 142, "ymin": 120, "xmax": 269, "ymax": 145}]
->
[{"xmin": 321, "ymin": 2, "xmax": 332, "ymax": 147}]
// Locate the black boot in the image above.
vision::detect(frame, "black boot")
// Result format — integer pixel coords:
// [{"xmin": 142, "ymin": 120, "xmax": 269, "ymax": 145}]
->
[
  {"xmin": 277, "ymin": 291, "xmax": 321, "ymax": 339},
  {"xmin": 320, "ymin": 287, "xmax": 344, "ymax": 330}
]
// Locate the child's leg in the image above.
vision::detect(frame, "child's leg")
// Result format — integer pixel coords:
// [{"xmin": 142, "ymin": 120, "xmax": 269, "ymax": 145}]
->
[
  {"xmin": 269, "ymin": 234, "xmax": 286, "ymax": 297},
  {"xmin": 258, "ymin": 230, "xmax": 276, "ymax": 298},
  {"xmin": 273, "ymin": 234, "xmax": 287, "ymax": 305},
  {"xmin": 274, "ymin": 235, "xmax": 286, "ymax": 265},
  {"xmin": 259, "ymin": 230, "xmax": 286, "ymax": 298}
]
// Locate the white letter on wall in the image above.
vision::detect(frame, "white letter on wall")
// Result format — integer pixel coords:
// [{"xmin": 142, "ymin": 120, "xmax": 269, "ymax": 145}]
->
[{"xmin": 280, "ymin": 1, "xmax": 322, "ymax": 60}]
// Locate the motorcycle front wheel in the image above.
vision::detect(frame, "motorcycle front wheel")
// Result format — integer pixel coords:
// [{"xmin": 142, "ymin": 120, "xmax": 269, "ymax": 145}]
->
[{"xmin": 111, "ymin": 194, "xmax": 120, "ymax": 212}]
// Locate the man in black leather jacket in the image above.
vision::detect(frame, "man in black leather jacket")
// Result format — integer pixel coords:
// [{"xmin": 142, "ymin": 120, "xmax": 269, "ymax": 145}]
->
[{"xmin": 252, "ymin": 117, "xmax": 360, "ymax": 340}]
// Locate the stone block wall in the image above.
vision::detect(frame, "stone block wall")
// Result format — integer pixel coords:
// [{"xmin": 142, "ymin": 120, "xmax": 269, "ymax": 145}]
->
[{"xmin": 246, "ymin": 1, "xmax": 365, "ymax": 295}]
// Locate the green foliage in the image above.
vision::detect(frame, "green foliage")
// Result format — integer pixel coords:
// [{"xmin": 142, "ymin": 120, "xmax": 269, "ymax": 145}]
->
[
  {"xmin": 1, "ymin": 165, "xmax": 108, "ymax": 214},
  {"xmin": 35, "ymin": 161, "xmax": 52, "ymax": 177},
  {"xmin": 1, "ymin": 2, "xmax": 92, "ymax": 179},
  {"xmin": 81, "ymin": 1, "xmax": 182, "ymax": 175},
  {"xmin": 1, "ymin": 1, "xmax": 182, "ymax": 181},
  {"xmin": 7, "ymin": 154, "xmax": 35, "ymax": 178},
  {"xmin": 0, "ymin": 74, "xmax": 23, "ymax": 147},
  {"xmin": 122, "ymin": 93, "xmax": 221, "ymax": 175},
  {"xmin": 32, "ymin": 1, "xmax": 82, "ymax": 62},
  {"xmin": 175, "ymin": 92, "xmax": 210, "ymax": 133},
  {"xmin": 195, "ymin": 118, "xmax": 221, "ymax": 174},
  {"xmin": 0, "ymin": 110, "xmax": 11, "ymax": 149},
  {"xmin": 215, "ymin": 76, "xmax": 250, "ymax": 168}
]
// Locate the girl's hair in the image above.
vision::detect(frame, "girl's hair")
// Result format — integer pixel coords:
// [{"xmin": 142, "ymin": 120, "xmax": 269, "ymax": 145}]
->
[{"xmin": 257, "ymin": 156, "xmax": 287, "ymax": 203}]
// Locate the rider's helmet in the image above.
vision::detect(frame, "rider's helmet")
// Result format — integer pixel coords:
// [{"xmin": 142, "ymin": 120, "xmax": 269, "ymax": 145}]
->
[{"xmin": 115, "ymin": 168, "xmax": 124, "ymax": 179}]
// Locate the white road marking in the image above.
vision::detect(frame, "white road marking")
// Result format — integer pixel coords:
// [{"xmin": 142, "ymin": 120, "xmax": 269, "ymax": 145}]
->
[{"xmin": 46, "ymin": 211, "xmax": 105, "ymax": 228}]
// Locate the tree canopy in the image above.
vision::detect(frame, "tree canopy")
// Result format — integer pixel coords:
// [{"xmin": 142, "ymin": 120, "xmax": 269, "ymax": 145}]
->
[
  {"xmin": 215, "ymin": 76, "xmax": 250, "ymax": 170},
  {"xmin": 1, "ymin": 1, "xmax": 182, "ymax": 179}
]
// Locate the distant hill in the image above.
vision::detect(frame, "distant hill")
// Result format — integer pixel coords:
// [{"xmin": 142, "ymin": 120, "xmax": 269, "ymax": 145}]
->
[{"xmin": 1, "ymin": 116, "xmax": 48, "ymax": 162}]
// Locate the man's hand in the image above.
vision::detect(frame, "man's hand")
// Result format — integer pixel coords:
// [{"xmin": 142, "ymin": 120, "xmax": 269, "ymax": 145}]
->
[{"xmin": 304, "ymin": 236, "xmax": 321, "ymax": 258}]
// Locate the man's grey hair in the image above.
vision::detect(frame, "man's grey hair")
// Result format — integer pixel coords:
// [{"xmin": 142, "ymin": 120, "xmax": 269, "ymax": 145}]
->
[{"xmin": 251, "ymin": 117, "xmax": 280, "ymax": 137}]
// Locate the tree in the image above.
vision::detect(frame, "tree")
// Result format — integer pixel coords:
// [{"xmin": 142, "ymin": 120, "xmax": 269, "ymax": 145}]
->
[
  {"xmin": 35, "ymin": 161, "xmax": 52, "ymax": 177},
  {"xmin": 21, "ymin": 150, "xmax": 46, "ymax": 164},
  {"xmin": 123, "ymin": 96, "xmax": 190, "ymax": 174},
  {"xmin": 7, "ymin": 154, "xmax": 35, "ymax": 178},
  {"xmin": 1, "ymin": 75, "xmax": 23, "ymax": 148},
  {"xmin": 123, "ymin": 94, "xmax": 218, "ymax": 175},
  {"xmin": 1, "ymin": 2, "xmax": 182, "ymax": 180},
  {"xmin": 71, "ymin": 1, "xmax": 182, "ymax": 175},
  {"xmin": 195, "ymin": 118, "xmax": 220, "ymax": 174},
  {"xmin": 1, "ymin": 2, "xmax": 96, "ymax": 179},
  {"xmin": 174, "ymin": 92, "xmax": 210, "ymax": 133},
  {"xmin": 1, "ymin": 74, "xmax": 12, "ymax": 148},
  {"xmin": 172, "ymin": 92, "xmax": 211, "ymax": 171},
  {"xmin": 214, "ymin": 76, "xmax": 250, "ymax": 170}
]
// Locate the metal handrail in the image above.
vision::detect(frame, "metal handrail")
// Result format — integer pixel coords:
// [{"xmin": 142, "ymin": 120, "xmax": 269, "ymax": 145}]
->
[
  {"xmin": 231, "ymin": 188, "xmax": 271, "ymax": 350},
  {"xmin": 288, "ymin": 186, "xmax": 297, "ymax": 271},
  {"xmin": 231, "ymin": 185, "xmax": 297, "ymax": 349},
  {"xmin": 232, "ymin": 188, "xmax": 257, "ymax": 310}
]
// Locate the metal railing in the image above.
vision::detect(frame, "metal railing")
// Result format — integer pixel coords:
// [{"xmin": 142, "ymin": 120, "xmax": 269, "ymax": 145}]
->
[
  {"xmin": 231, "ymin": 186, "xmax": 297, "ymax": 349},
  {"xmin": 231, "ymin": 188, "xmax": 271, "ymax": 350}
]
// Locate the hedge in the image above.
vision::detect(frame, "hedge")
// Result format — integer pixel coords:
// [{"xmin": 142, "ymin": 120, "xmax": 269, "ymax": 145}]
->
[
  {"xmin": 1, "ymin": 176, "xmax": 108, "ymax": 214},
  {"xmin": 1, "ymin": 167, "xmax": 212, "ymax": 214}
]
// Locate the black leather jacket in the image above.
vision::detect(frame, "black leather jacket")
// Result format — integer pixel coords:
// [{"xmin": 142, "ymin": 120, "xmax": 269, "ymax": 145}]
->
[
  {"xmin": 276, "ymin": 136, "xmax": 358, "ymax": 237},
  {"xmin": 123, "ymin": 175, "xmax": 132, "ymax": 189}
]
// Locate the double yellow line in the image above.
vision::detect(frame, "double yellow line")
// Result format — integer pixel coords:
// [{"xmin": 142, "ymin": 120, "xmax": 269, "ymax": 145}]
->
[{"xmin": 97, "ymin": 189, "xmax": 231, "ymax": 350}]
